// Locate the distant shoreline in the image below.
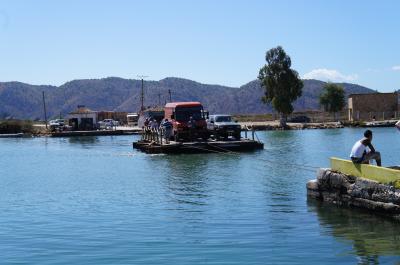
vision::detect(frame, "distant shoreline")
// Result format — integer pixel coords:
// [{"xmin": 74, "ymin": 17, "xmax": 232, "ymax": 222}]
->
[
  {"xmin": 1, "ymin": 119, "xmax": 396, "ymax": 138},
  {"xmin": 238, "ymin": 121, "xmax": 344, "ymax": 130}
]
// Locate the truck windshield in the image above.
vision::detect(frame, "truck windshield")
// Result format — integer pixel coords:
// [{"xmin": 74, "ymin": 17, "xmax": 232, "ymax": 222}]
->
[
  {"xmin": 175, "ymin": 106, "xmax": 204, "ymax": 121},
  {"xmin": 216, "ymin": 116, "xmax": 231, "ymax": 122}
]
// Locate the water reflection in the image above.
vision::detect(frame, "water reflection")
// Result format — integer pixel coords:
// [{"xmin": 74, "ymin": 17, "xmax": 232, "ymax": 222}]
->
[
  {"xmin": 151, "ymin": 154, "xmax": 239, "ymax": 208},
  {"xmin": 163, "ymin": 155, "xmax": 210, "ymax": 207},
  {"xmin": 67, "ymin": 136, "xmax": 99, "ymax": 147},
  {"xmin": 308, "ymin": 200, "xmax": 400, "ymax": 264}
]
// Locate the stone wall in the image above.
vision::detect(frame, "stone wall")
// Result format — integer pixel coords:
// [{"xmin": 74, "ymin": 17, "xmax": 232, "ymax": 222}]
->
[
  {"xmin": 348, "ymin": 93, "xmax": 399, "ymax": 121},
  {"xmin": 307, "ymin": 169, "xmax": 400, "ymax": 218}
]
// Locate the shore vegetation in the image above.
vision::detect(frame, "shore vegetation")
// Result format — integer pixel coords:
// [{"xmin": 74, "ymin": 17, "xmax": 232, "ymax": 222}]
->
[{"xmin": 0, "ymin": 120, "xmax": 34, "ymax": 134}]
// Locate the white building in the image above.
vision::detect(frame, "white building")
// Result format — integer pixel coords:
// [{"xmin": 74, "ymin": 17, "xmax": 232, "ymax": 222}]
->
[{"xmin": 67, "ymin": 105, "xmax": 98, "ymax": 130}]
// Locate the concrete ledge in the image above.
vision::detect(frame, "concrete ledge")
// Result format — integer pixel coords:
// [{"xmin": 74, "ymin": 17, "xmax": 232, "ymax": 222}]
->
[{"xmin": 330, "ymin": 157, "xmax": 400, "ymax": 185}]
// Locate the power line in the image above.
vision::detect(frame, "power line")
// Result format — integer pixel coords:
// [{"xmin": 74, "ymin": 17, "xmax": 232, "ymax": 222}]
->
[
  {"xmin": 42, "ymin": 91, "xmax": 48, "ymax": 130},
  {"xmin": 137, "ymin": 75, "xmax": 148, "ymax": 111}
]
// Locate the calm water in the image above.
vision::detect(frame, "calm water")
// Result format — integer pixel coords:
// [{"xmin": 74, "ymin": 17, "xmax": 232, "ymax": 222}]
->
[{"xmin": 1, "ymin": 128, "xmax": 400, "ymax": 264}]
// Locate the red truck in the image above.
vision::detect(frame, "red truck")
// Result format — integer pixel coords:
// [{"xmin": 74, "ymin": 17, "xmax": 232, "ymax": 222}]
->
[{"xmin": 164, "ymin": 102, "xmax": 209, "ymax": 141}]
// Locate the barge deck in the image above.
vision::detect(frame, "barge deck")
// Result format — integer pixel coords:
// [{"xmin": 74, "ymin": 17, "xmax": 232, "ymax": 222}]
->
[{"xmin": 132, "ymin": 139, "xmax": 264, "ymax": 154}]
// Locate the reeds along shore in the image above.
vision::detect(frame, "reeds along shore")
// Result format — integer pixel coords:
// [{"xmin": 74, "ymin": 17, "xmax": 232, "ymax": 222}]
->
[{"xmin": 0, "ymin": 120, "xmax": 35, "ymax": 134}]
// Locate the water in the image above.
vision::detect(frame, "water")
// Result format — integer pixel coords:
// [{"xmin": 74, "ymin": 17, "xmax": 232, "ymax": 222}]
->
[{"xmin": 1, "ymin": 128, "xmax": 400, "ymax": 264}]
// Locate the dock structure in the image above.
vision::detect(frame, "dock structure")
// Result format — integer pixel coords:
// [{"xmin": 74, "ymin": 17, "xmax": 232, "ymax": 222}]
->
[
  {"xmin": 133, "ymin": 139, "xmax": 264, "ymax": 154},
  {"xmin": 51, "ymin": 129, "xmax": 141, "ymax": 137},
  {"xmin": 307, "ymin": 157, "xmax": 400, "ymax": 219},
  {"xmin": 0, "ymin": 133, "xmax": 24, "ymax": 138}
]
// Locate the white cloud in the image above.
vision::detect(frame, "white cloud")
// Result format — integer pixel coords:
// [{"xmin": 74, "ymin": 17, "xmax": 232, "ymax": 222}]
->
[
  {"xmin": 392, "ymin": 66, "xmax": 400, "ymax": 71},
  {"xmin": 302, "ymin": 68, "xmax": 358, "ymax": 82}
]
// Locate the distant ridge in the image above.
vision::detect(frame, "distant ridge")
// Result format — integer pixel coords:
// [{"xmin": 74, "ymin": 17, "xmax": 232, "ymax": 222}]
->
[{"xmin": 0, "ymin": 77, "xmax": 375, "ymax": 120}]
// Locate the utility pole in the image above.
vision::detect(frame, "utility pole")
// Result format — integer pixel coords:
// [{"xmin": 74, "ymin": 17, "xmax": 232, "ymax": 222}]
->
[
  {"xmin": 158, "ymin": 92, "xmax": 161, "ymax": 106},
  {"xmin": 137, "ymin": 75, "xmax": 148, "ymax": 111},
  {"xmin": 168, "ymin": 89, "xmax": 172, "ymax": 102},
  {"xmin": 42, "ymin": 91, "xmax": 48, "ymax": 129}
]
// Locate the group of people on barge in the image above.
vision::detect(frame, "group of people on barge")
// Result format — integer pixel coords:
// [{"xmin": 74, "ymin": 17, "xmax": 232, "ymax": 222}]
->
[
  {"xmin": 143, "ymin": 118, "xmax": 173, "ymax": 144},
  {"xmin": 142, "ymin": 116, "xmax": 199, "ymax": 144}
]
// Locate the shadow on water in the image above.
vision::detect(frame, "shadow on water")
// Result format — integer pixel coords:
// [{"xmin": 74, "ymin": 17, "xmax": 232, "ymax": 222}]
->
[
  {"xmin": 67, "ymin": 136, "xmax": 99, "ymax": 147},
  {"xmin": 308, "ymin": 200, "xmax": 400, "ymax": 264}
]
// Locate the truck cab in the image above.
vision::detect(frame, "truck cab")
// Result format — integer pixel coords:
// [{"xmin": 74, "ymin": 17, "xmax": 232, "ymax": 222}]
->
[{"xmin": 164, "ymin": 102, "xmax": 209, "ymax": 141}]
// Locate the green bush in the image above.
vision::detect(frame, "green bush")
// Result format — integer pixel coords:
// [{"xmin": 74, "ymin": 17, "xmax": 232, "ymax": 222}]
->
[
  {"xmin": 233, "ymin": 114, "xmax": 274, "ymax": 122},
  {"xmin": 0, "ymin": 120, "xmax": 34, "ymax": 134}
]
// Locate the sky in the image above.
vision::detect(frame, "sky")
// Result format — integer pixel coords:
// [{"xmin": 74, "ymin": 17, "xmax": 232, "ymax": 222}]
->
[{"xmin": 1, "ymin": 0, "xmax": 400, "ymax": 91}]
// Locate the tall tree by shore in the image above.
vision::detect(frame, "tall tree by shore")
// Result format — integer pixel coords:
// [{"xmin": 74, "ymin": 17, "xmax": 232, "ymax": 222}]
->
[
  {"xmin": 319, "ymin": 83, "xmax": 346, "ymax": 121},
  {"xmin": 258, "ymin": 46, "xmax": 303, "ymax": 127}
]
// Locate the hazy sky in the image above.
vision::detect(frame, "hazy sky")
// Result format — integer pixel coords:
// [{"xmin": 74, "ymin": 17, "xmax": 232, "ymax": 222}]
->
[{"xmin": 1, "ymin": 0, "xmax": 400, "ymax": 91}]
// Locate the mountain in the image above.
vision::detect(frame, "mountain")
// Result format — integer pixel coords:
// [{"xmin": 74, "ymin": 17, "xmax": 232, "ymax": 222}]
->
[{"xmin": 0, "ymin": 77, "xmax": 375, "ymax": 120}]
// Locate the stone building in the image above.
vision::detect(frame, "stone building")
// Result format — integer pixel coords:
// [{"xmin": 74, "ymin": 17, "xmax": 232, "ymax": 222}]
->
[
  {"xmin": 348, "ymin": 92, "xmax": 399, "ymax": 121},
  {"xmin": 66, "ymin": 106, "xmax": 131, "ymax": 130}
]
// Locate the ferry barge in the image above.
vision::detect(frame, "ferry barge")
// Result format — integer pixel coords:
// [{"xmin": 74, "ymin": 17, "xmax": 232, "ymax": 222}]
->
[{"xmin": 133, "ymin": 101, "xmax": 264, "ymax": 154}]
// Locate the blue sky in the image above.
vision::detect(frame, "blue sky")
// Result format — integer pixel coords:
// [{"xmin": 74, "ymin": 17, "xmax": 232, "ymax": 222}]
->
[{"xmin": 1, "ymin": 0, "xmax": 400, "ymax": 91}]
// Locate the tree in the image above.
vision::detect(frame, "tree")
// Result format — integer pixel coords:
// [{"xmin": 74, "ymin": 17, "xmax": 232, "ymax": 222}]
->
[
  {"xmin": 319, "ymin": 83, "xmax": 346, "ymax": 121},
  {"xmin": 258, "ymin": 46, "xmax": 303, "ymax": 127}
]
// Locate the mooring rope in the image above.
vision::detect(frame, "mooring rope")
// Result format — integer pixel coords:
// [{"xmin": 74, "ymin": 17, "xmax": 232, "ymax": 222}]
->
[{"xmin": 181, "ymin": 144, "xmax": 230, "ymax": 155}]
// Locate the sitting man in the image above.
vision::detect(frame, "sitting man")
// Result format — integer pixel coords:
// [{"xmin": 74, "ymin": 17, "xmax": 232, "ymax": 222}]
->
[{"xmin": 350, "ymin": 129, "xmax": 381, "ymax": 166}]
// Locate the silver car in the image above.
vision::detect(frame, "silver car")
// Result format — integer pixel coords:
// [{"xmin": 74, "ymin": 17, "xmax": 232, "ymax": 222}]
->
[
  {"xmin": 98, "ymin": 119, "xmax": 119, "ymax": 129},
  {"xmin": 207, "ymin": 115, "xmax": 241, "ymax": 140}
]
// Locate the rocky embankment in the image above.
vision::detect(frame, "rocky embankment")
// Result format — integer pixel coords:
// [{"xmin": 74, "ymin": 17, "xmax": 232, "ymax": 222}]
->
[
  {"xmin": 307, "ymin": 169, "xmax": 400, "ymax": 219},
  {"xmin": 240, "ymin": 121, "xmax": 344, "ymax": 131}
]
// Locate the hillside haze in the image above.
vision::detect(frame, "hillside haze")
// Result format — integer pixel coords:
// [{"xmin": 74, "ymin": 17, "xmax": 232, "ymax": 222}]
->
[{"xmin": 0, "ymin": 77, "xmax": 375, "ymax": 120}]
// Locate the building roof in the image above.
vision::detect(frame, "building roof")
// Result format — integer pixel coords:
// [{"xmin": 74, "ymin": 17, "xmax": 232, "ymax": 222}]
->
[
  {"xmin": 69, "ymin": 106, "xmax": 97, "ymax": 114},
  {"xmin": 165, "ymin": 102, "xmax": 202, "ymax": 108},
  {"xmin": 348, "ymin": 92, "xmax": 398, "ymax": 97}
]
